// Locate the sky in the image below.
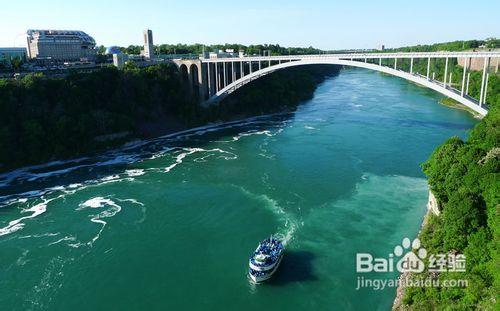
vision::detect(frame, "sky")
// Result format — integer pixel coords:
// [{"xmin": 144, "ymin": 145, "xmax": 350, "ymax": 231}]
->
[{"xmin": 1, "ymin": 0, "xmax": 499, "ymax": 50}]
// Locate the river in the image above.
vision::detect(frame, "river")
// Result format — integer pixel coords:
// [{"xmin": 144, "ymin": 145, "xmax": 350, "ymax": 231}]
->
[{"xmin": 0, "ymin": 68, "xmax": 477, "ymax": 310}]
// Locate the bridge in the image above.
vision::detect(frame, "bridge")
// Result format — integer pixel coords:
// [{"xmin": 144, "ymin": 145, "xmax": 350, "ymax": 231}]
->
[{"xmin": 173, "ymin": 52, "xmax": 500, "ymax": 116}]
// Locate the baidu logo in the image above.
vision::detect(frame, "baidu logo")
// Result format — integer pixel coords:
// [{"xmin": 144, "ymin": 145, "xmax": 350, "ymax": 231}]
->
[
  {"xmin": 357, "ymin": 238, "xmax": 428, "ymax": 273},
  {"xmin": 355, "ymin": 237, "xmax": 467, "ymax": 290}
]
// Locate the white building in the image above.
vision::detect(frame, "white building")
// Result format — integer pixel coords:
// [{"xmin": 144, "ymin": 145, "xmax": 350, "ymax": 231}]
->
[
  {"xmin": 113, "ymin": 53, "xmax": 128, "ymax": 68},
  {"xmin": 26, "ymin": 29, "xmax": 96, "ymax": 62},
  {"xmin": 141, "ymin": 29, "xmax": 154, "ymax": 59},
  {"xmin": 209, "ymin": 49, "xmax": 239, "ymax": 59}
]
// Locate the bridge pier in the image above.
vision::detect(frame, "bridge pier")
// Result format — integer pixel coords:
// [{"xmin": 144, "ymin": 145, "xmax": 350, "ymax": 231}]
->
[
  {"xmin": 173, "ymin": 59, "xmax": 207, "ymax": 102},
  {"xmin": 207, "ymin": 62, "xmax": 211, "ymax": 97},
  {"xmin": 479, "ymin": 57, "xmax": 490, "ymax": 106},
  {"xmin": 215, "ymin": 62, "xmax": 219, "ymax": 92}
]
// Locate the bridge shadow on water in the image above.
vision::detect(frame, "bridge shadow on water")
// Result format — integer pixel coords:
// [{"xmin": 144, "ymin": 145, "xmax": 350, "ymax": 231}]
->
[{"xmin": 269, "ymin": 250, "xmax": 318, "ymax": 285}]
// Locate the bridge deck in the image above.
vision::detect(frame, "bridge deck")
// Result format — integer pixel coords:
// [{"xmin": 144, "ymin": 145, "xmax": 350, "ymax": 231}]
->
[{"xmin": 201, "ymin": 51, "xmax": 500, "ymax": 63}]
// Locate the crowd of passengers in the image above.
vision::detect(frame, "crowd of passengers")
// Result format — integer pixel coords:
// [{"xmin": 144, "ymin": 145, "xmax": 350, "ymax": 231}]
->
[{"xmin": 251, "ymin": 237, "xmax": 284, "ymax": 265}]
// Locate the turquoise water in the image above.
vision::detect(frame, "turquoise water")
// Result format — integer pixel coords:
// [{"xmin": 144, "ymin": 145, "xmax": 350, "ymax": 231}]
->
[{"xmin": 0, "ymin": 68, "xmax": 477, "ymax": 310}]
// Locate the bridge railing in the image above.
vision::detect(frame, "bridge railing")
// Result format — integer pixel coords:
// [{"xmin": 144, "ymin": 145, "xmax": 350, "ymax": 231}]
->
[{"xmin": 201, "ymin": 51, "xmax": 500, "ymax": 63}]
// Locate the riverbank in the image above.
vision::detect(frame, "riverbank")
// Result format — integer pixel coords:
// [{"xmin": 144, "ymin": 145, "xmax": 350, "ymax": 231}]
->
[
  {"xmin": 438, "ymin": 98, "xmax": 483, "ymax": 119},
  {"xmin": 392, "ymin": 190, "xmax": 440, "ymax": 310}
]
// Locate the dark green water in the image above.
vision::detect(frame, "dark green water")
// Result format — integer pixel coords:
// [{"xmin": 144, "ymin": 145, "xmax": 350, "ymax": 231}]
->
[{"xmin": 0, "ymin": 69, "xmax": 477, "ymax": 310}]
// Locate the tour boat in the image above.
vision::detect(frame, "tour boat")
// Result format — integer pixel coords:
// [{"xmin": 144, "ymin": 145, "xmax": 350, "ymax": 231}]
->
[{"xmin": 248, "ymin": 235, "xmax": 284, "ymax": 283}]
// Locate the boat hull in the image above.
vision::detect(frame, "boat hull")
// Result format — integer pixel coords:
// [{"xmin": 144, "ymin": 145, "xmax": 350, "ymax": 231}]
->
[{"xmin": 249, "ymin": 254, "xmax": 283, "ymax": 283}]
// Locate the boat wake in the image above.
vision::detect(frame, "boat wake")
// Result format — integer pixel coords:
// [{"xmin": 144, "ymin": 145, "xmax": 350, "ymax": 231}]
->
[{"xmin": 234, "ymin": 186, "xmax": 298, "ymax": 246}]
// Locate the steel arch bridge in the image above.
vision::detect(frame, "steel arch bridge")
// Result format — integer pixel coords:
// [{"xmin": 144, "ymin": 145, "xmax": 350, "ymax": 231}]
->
[{"xmin": 174, "ymin": 52, "xmax": 500, "ymax": 116}]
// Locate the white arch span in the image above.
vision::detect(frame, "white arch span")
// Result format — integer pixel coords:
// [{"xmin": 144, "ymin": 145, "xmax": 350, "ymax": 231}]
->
[{"xmin": 206, "ymin": 59, "xmax": 488, "ymax": 116}]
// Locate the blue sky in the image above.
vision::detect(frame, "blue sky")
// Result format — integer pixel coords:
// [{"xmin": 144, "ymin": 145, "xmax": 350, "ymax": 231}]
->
[{"xmin": 1, "ymin": 0, "xmax": 499, "ymax": 50}]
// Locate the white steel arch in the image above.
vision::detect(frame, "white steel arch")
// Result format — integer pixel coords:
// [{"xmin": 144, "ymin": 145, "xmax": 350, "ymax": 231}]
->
[{"xmin": 205, "ymin": 58, "xmax": 488, "ymax": 115}]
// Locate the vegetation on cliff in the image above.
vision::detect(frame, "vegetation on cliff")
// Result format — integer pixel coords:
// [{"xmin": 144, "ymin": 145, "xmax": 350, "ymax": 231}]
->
[{"xmin": 401, "ymin": 82, "xmax": 499, "ymax": 309}]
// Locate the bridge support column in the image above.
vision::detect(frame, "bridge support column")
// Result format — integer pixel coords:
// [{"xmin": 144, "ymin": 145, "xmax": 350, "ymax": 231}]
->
[
  {"xmin": 198, "ymin": 64, "xmax": 206, "ymax": 101},
  {"xmin": 426, "ymin": 57, "xmax": 430, "ymax": 79},
  {"xmin": 410, "ymin": 58, "xmax": 413, "ymax": 74},
  {"xmin": 443, "ymin": 57, "xmax": 449, "ymax": 87},
  {"xmin": 215, "ymin": 62, "xmax": 219, "ymax": 92},
  {"xmin": 259, "ymin": 61, "xmax": 261, "ymax": 70},
  {"xmin": 394, "ymin": 58, "xmax": 397, "ymax": 70},
  {"xmin": 461, "ymin": 58, "xmax": 468, "ymax": 96},
  {"xmin": 207, "ymin": 63, "xmax": 211, "ymax": 97},
  {"xmin": 269, "ymin": 59, "xmax": 271, "ymax": 67},
  {"xmin": 466, "ymin": 72, "xmax": 470, "ymax": 95},
  {"xmin": 479, "ymin": 58, "xmax": 490, "ymax": 106},
  {"xmin": 232, "ymin": 62, "xmax": 236, "ymax": 83},
  {"xmin": 250, "ymin": 61, "xmax": 253, "ymax": 74},
  {"xmin": 379, "ymin": 58, "xmax": 382, "ymax": 66},
  {"xmin": 223, "ymin": 62, "xmax": 227, "ymax": 88},
  {"xmin": 240, "ymin": 61, "xmax": 244, "ymax": 78},
  {"xmin": 484, "ymin": 74, "xmax": 490, "ymax": 105}
]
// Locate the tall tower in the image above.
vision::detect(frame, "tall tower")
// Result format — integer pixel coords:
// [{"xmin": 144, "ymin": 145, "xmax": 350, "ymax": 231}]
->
[{"xmin": 143, "ymin": 29, "xmax": 154, "ymax": 59}]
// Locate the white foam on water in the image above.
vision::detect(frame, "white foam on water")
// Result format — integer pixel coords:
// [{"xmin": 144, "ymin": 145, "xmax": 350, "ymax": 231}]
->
[
  {"xmin": 214, "ymin": 130, "xmax": 274, "ymax": 143},
  {"xmin": 78, "ymin": 197, "xmax": 122, "ymax": 246},
  {"xmin": 47, "ymin": 235, "xmax": 77, "ymax": 246},
  {"xmin": 118, "ymin": 198, "xmax": 146, "ymax": 224},
  {"xmin": 304, "ymin": 125, "xmax": 316, "ymax": 130},
  {"xmin": 149, "ymin": 147, "xmax": 174, "ymax": 160},
  {"xmin": 164, "ymin": 148, "xmax": 203, "ymax": 172},
  {"xmin": 80, "ymin": 197, "xmax": 116, "ymax": 209},
  {"xmin": 18, "ymin": 232, "xmax": 60, "ymax": 240},
  {"xmin": 119, "ymin": 198, "xmax": 144, "ymax": 206},
  {"xmin": 165, "ymin": 148, "xmax": 237, "ymax": 173},
  {"xmin": 125, "ymin": 169, "xmax": 145, "ymax": 177},
  {"xmin": 0, "ymin": 196, "xmax": 60, "ymax": 237},
  {"xmin": 100, "ymin": 175, "xmax": 120, "ymax": 182},
  {"xmin": 25, "ymin": 255, "xmax": 69, "ymax": 308},
  {"xmin": 16, "ymin": 249, "xmax": 30, "ymax": 266}
]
